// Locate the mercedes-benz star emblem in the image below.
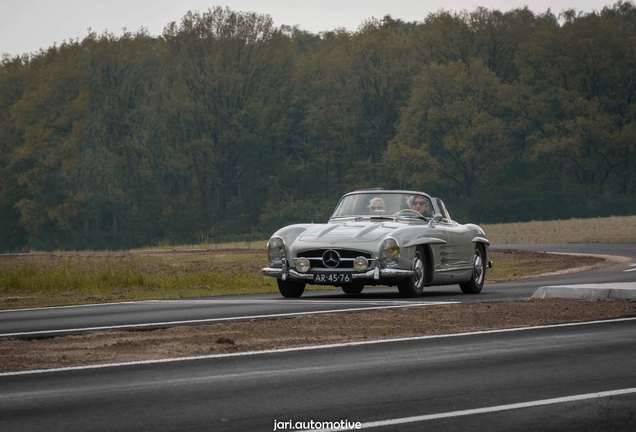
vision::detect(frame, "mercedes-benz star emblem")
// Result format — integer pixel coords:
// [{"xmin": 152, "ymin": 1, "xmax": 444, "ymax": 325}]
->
[{"xmin": 322, "ymin": 250, "xmax": 340, "ymax": 268}]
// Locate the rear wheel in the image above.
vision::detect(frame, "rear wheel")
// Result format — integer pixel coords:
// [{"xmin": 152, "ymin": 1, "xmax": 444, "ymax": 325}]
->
[
  {"xmin": 277, "ymin": 279, "xmax": 306, "ymax": 298},
  {"xmin": 341, "ymin": 283, "xmax": 364, "ymax": 295},
  {"xmin": 397, "ymin": 246, "xmax": 426, "ymax": 298},
  {"xmin": 460, "ymin": 244, "xmax": 485, "ymax": 294}
]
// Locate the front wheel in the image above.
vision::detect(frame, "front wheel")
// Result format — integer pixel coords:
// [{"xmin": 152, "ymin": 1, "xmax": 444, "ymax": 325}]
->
[
  {"xmin": 460, "ymin": 245, "xmax": 486, "ymax": 294},
  {"xmin": 277, "ymin": 279, "xmax": 306, "ymax": 298},
  {"xmin": 397, "ymin": 246, "xmax": 426, "ymax": 298}
]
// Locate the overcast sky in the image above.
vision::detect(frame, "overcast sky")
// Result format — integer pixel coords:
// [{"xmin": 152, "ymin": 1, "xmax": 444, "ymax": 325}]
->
[{"xmin": 0, "ymin": 0, "xmax": 620, "ymax": 57}]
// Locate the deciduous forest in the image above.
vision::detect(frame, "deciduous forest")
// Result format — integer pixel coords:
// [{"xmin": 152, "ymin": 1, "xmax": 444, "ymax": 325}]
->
[{"xmin": 1, "ymin": 3, "xmax": 635, "ymax": 251}]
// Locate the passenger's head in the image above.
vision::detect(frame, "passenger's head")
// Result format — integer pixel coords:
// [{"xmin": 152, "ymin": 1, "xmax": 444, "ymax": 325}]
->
[{"xmin": 369, "ymin": 197, "xmax": 386, "ymax": 214}]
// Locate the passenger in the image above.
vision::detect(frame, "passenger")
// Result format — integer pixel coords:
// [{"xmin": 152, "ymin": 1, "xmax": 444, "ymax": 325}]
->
[{"xmin": 369, "ymin": 197, "xmax": 387, "ymax": 215}]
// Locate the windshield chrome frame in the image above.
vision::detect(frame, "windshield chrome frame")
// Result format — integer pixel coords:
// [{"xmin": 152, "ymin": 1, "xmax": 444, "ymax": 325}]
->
[{"xmin": 329, "ymin": 190, "xmax": 435, "ymax": 221}]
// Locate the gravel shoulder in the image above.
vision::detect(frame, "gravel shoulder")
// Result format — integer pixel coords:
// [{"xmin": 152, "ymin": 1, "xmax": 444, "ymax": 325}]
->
[{"xmin": 2, "ymin": 299, "xmax": 635, "ymax": 373}]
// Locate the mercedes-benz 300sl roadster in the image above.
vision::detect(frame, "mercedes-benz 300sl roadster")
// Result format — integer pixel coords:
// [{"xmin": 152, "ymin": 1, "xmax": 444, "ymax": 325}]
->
[{"xmin": 262, "ymin": 189, "xmax": 492, "ymax": 298}]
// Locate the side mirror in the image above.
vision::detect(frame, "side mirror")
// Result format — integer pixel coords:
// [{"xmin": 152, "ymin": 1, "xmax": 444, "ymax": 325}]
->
[{"xmin": 428, "ymin": 213, "xmax": 444, "ymax": 227}]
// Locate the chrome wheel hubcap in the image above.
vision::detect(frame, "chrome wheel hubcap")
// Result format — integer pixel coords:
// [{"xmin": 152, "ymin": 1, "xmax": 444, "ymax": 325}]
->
[
  {"xmin": 413, "ymin": 253, "xmax": 425, "ymax": 288},
  {"xmin": 473, "ymin": 252, "xmax": 484, "ymax": 285}
]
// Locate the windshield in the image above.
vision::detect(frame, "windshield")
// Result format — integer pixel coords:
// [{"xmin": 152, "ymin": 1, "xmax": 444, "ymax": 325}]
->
[{"xmin": 331, "ymin": 192, "xmax": 434, "ymax": 219}]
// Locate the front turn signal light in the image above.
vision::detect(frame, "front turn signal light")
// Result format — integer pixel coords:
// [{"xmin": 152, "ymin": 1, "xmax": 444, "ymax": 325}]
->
[
  {"xmin": 296, "ymin": 257, "xmax": 310, "ymax": 273},
  {"xmin": 353, "ymin": 256, "xmax": 369, "ymax": 272}
]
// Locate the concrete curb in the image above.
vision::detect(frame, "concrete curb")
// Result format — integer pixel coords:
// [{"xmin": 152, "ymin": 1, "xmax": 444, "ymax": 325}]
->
[{"xmin": 532, "ymin": 283, "xmax": 636, "ymax": 300}]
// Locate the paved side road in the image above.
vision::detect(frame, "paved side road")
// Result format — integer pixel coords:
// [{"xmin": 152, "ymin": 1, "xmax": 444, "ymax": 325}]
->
[{"xmin": 493, "ymin": 243, "xmax": 636, "ymax": 300}]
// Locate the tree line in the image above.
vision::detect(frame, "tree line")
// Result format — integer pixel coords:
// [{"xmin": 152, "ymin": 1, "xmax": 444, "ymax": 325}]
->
[{"xmin": 1, "ymin": 3, "xmax": 635, "ymax": 251}]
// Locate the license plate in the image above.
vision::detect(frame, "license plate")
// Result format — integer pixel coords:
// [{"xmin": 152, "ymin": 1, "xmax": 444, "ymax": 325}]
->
[{"xmin": 313, "ymin": 273, "xmax": 352, "ymax": 284}]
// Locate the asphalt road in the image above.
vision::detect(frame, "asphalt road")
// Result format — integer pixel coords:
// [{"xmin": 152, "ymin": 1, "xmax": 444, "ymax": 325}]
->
[
  {"xmin": 1, "ymin": 318, "xmax": 635, "ymax": 431},
  {"xmin": 2, "ymin": 243, "xmax": 635, "ymax": 338}
]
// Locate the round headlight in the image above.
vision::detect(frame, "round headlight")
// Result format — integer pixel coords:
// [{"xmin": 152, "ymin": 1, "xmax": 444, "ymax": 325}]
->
[
  {"xmin": 296, "ymin": 257, "xmax": 310, "ymax": 273},
  {"xmin": 380, "ymin": 238, "xmax": 400, "ymax": 266},
  {"xmin": 267, "ymin": 237, "xmax": 286, "ymax": 267},
  {"xmin": 353, "ymin": 256, "xmax": 369, "ymax": 272}
]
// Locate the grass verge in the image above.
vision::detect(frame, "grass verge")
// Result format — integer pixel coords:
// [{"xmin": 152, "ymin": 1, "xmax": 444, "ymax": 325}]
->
[
  {"xmin": 0, "ymin": 248, "xmax": 605, "ymax": 310},
  {"xmin": 482, "ymin": 215, "xmax": 636, "ymax": 244},
  {"xmin": 0, "ymin": 249, "xmax": 275, "ymax": 309}
]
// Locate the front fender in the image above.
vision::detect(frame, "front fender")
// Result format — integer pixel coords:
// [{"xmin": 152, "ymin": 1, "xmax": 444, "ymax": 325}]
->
[
  {"xmin": 270, "ymin": 224, "xmax": 315, "ymax": 245},
  {"xmin": 403, "ymin": 237, "xmax": 447, "ymax": 248}
]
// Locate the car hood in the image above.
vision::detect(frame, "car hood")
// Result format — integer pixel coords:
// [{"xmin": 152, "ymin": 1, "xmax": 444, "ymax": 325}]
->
[{"xmin": 298, "ymin": 221, "xmax": 400, "ymax": 243}]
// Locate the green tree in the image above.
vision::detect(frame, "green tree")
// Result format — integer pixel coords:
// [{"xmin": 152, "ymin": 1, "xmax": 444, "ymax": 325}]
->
[
  {"xmin": 160, "ymin": 7, "xmax": 295, "ymax": 227},
  {"xmin": 78, "ymin": 29, "xmax": 162, "ymax": 247},
  {"xmin": 470, "ymin": 7, "xmax": 537, "ymax": 83},
  {"xmin": 291, "ymin": 29, "xmax": 357, "ymax": 197},
  {"xmin": 0, "ymin": 55, "xmax": 33, "ymax": 249},
  {"xmin": 414, "ymin": 10, "xmax": 474, "ymax": 65},
  {"xmin": 386, "ymin": 59, "xmax": 511, "ymax": 201},
  {"xmin": 516, "ymin": 5, "xmax": 636, "ymax": 208},
  {"xmin": 293, "ymin": 17, "xmax": 420, "ymax": 194},
  {"xmin": 350, "ymin": 17, "xmax": 420, "ymax": 164},
  {"xmin": 6, "ymin": 42, "xmax": 87, "ymax": 246}
]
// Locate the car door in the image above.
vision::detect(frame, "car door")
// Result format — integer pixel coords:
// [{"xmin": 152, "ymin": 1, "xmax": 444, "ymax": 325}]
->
[{"xmin": 433, "ymin": 198, "xmax": 472, "ymax": 271}]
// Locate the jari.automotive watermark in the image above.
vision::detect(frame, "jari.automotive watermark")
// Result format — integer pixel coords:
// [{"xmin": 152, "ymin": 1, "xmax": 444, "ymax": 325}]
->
[{"xmin": 273, "ymin": 419, "xmax": 362, "ymax": 431}]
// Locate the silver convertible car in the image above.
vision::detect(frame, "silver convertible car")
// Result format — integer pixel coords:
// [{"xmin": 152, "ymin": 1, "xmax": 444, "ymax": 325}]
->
[{"xmin": 262, "ymin": 189, "xmax": 492, "ymax": 298}]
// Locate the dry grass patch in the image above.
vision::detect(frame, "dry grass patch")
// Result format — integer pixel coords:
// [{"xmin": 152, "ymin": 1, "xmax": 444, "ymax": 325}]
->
[
  {"xmin": 0, "ymin": 249, "xmax": 277, "ymax": 309},
  {"xmin": 487, "ymin": 249, "xmax": 604, "ymax": 281},
  {"xmin": 482, "ymin": 215, "xmax": 636, "ymax": 244}
]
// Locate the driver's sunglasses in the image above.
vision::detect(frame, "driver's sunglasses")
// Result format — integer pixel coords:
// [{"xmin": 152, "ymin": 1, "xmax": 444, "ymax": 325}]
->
[
  {"xmin": 412, "ymin": 201, "xmax": 427, "ymax": 206},
  {"xmin": 371, "ymin": 206, "xmax": 385, "ymax": 210}
]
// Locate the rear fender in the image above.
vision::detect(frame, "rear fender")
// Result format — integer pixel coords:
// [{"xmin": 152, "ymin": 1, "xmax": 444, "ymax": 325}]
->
[{"xmin": 471, "ymin": 236, "xmax": 490, "ymax": 245}]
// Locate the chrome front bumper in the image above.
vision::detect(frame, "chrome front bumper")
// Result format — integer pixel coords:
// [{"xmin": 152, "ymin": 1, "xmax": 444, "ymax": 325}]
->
[{"xmin": 262, "ymin": 266, "xmax": 414, "ymax": 282}]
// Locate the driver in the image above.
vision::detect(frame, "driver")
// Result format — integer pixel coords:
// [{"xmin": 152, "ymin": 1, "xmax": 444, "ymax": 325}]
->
[
  {"xmin": 369, "ymin": 197, "xmax": 386, "ymax": 215},
  {"xmin": 406, "ymin": 195, "xmax": 431, "ymax": 216}
]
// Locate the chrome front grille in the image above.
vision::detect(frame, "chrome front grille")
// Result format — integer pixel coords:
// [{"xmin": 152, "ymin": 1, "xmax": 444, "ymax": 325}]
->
[{"xmin": 296, "ymin": 249, "xmax": 374, "ymax": 270}]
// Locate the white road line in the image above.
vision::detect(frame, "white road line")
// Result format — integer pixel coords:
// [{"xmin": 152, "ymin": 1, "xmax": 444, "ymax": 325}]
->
[
  {"xmin": 0, "ymin": 302, "xmax": 457, "ymax": 338},
  {"xmin": 0, "ymin": 301, "xmax": 151, "ymax": 313},
  {"xmin": 151, "ymin": 299, "xmax": 438, "ymax": 306},
  {"xmin": 0, "ymin": 298, "xmax": 442, "ymax": 313},
  {"xmin": 624, "ymin": 267, "xmax": 636, "ymax": 272},
  {"xmin": 312, "ymin": 387, "xmax": 636, "ymax": 431},
  {"xmin": 2, "ymin": 316, "xmax": 635, "ymax": 377}
]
